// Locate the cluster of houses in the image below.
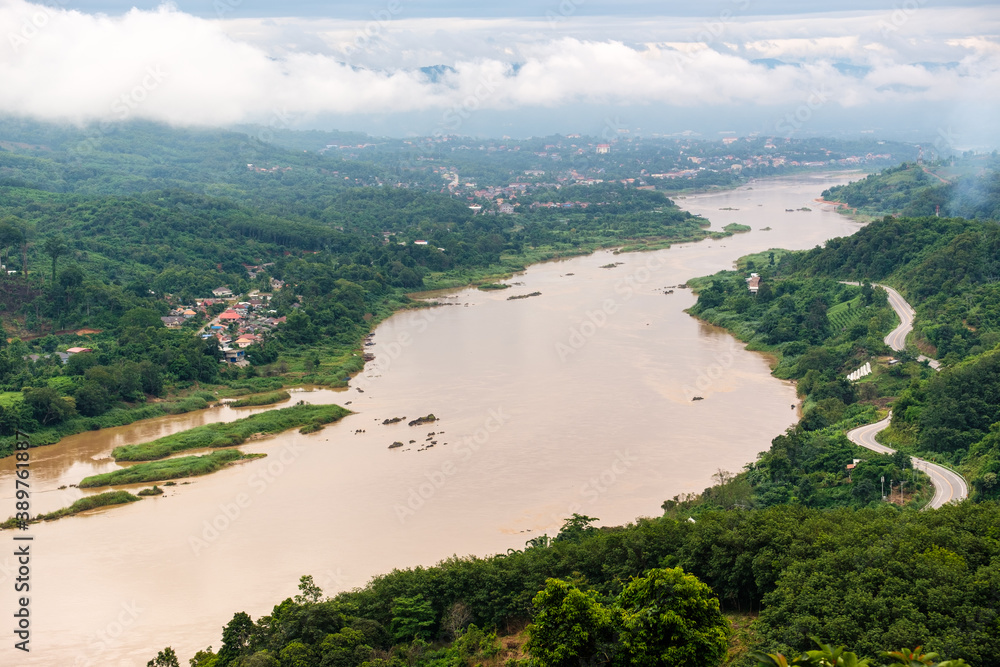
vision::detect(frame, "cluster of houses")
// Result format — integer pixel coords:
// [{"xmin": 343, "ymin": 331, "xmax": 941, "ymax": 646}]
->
[
  {"xmin": 530, "ymin": 201, "xmax": 592, "ymax": 210},
  {"xmin": 159, "ymin": 288, "xmax": 288, "ymax": 365}
]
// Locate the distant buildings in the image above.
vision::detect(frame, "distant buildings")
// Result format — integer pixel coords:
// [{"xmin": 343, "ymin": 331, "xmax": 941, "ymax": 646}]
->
[{"xmin": 747, "ymin": 273, "xmax": 761, "ymax": 294}]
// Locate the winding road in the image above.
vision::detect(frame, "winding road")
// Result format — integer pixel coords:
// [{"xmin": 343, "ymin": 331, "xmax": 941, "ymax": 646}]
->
[
  {"xmin": 879, "ymin": 284, "xmax": 941, "ymax": 369},
  {"xmin": 844, "ymin": 283, "xmax": 967, "ymax": 507}
]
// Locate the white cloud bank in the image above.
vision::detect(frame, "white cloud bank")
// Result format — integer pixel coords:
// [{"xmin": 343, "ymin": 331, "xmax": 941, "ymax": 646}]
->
[{"xmin": 1, "ymin": 0, "xmax": 998, "ymax": 130}]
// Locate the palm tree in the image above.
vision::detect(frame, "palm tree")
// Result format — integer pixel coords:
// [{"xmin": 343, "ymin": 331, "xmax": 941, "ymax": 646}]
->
[{"xmin": 43, "ymin": 234, "xmax": 68, "ymax": 285}]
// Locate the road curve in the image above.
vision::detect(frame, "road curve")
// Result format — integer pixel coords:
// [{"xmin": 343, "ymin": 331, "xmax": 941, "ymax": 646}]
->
[
  {"xmin": 842, "ymin": 283, "xmax": 966, "ymax": 507},
  {"xmin": 878, "ymin": 284, "xmax": 940, "ymax": 368},
  {"xmin": 846, "ymin": 414, "xmax": 969, "ymax": 509}
]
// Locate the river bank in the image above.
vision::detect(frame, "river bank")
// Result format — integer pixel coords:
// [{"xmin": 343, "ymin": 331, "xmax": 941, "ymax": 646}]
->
[{"xmin": 0, "ymin": 172, "xmax": 866, "ymax": 667}]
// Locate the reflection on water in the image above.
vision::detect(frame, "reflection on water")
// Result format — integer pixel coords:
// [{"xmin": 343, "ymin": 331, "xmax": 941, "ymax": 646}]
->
[{"xmin": 0, "ymin": 173, "xmax": 864, "ymax": 666}]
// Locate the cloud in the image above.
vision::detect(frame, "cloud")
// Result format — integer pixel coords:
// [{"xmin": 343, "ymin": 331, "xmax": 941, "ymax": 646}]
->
[{"xmin": 1, "ymin": 0, "xmax": 998, "ymax": 132}]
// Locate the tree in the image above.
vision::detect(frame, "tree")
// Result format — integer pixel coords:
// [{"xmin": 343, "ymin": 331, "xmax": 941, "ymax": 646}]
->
[
  {"xmin": 294, "ymin": 574, "xmax": 323, "ymax": 604},
  {"xmin": 188, "ymin": 647, "xmax": 218, "ymax": 667},
  {"xmin": 119, "ymin": 307, "xmax": 165, "ymax": 331},
  {"xmin": 146, "ymin": 646, "xmax": 180, "ymax": 667},
  {"xmin": 217, "ymin": 611, "xmax": 255, "ymax": 667},
  {"xmin": 526, "ymin": 579, "xmax": 615, "ymax": 667},
  {"xmin": 43, "ymin": 234, "xmax": 68, "ymax": 286},
  {"xmin": 238, "ymin": 652, "xmax": 280, "ymax": 667},
  {"xmin": 23, "ymin": 386, "xmax": 77, "ymax": 425},
  {"xmin": 752, "ymin": 641, "xmax": 970, "ymax": 667},
  {"xmin": 614, "ymin": 568, "xmax": 729, "ymax": 667},
  {"xmin": 0, "ymin": 219, "xmax": 23, "ymax": 274},
  {"xmin": 553, "ymin": 513, "xmax": 599, "ymax": 542},
  {"xmin": 442, "ymin": 601, "xmax": 473, "ymax": 639},
  {"xmin": 278, "ymin": 641, "xmax": 314, "ymax": 667},
  {"xmin": 390, "ymin": 595, "xmax": 436, "ymax": 642},
  {"xmin": 74, "ymin": 379, "xmax": 113, "ymax": 417}
]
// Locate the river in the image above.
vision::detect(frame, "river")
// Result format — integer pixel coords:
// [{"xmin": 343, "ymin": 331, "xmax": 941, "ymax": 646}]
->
[{"xmin": 0, "ymin": 172, "xmax": 864, "ymax": 666}]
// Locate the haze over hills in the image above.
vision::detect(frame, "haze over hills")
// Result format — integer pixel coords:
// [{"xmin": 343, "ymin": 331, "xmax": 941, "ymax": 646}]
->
[{"xmin": 1, "ymin": 0, "xmax": 998, "ymax": 145}]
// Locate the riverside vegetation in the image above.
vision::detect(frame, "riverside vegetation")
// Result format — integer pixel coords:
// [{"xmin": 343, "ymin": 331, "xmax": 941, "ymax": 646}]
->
[
  {"xmin": 76, "ymin": 404, "xmax": 349, "ymax": 488},
  {"xmin": 0, "ymin": 490, "xmax": 141, "ymax": 528},
  {"xmin": 109, "ymin": 403, "xmax": 348, "ymax": 461},
  {"xmin": 150, "ymin": 505, "xmax": 996, "ymax": 667},
  {"xmin": 229, "ymin": 390, "xmax": 292, "ymax": 408},
  {"xmin": 0, "ymin": 121, "xmax": 992, "ymax": 663},
  {"xmin": 0, "ymin": 403, "xmax": 350, "ymax": 524},
  {"xmin": 145, "ymin": 164, "xmax": 1000, "ymax": 666},
  {"xmin": 0, "ymin": 121, "xmax": 768, "ymax": 458}
]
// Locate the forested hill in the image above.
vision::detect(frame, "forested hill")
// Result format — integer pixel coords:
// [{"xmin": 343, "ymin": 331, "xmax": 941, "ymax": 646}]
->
[
  {"xmin": 781, "ymin": 216, "xmax": 1000, "ymax": 361},
  {"xmin": 822, "ymin": 156, "xmax": 1000, "ymax": 219},
  {"xmin": 746, "ymin": 214, "xmax": 1000, "ymax": 502},
  {"xmin": 171, "ymin": 504, "xmax": 1000, "ymax": 667},
  {"xmin": 0, "ymin": 116, "xmax": 718, "ymax": 451},
  {"xmin": 0, "ymin": 118, "xmax": 405, "ymax": 215}
]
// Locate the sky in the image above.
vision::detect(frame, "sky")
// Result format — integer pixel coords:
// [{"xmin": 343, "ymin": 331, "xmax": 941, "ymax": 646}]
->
[{"xmin": 1, "ymin": 0, "xmax": 999, "ymax": 145}]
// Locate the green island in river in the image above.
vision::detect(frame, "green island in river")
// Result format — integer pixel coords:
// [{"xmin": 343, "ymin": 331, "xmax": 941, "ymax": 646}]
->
[{"xmin": 75, "ymin": 404, "xmax": 350, "ymax": 489}]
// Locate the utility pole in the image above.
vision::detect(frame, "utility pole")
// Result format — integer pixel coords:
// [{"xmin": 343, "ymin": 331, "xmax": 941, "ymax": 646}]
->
[{"xmin": 881, "ymin": 475, "xmax": 885, "ymax": 501}]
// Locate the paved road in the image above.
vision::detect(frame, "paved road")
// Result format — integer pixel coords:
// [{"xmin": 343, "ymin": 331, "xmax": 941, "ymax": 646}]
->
[
  {"xmin": 842, "ymin": 283, "xmax": 966, "ymax": 507},
  {"xmin": 846, "ymin": 414, "xmax": 969, "ymax": 508},
  {"xmin": 878, "ymin": 284, "xmax": 940, "ymax": 368}
]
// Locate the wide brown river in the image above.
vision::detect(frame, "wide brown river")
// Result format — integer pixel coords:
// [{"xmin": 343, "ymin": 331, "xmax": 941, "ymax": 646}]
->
[{"xmin": 0, "ymin": 173, "xmax": 863, "ymax": 666}]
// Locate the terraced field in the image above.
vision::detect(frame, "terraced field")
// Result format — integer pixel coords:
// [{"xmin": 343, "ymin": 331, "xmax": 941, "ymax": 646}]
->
[{"xmin": 827, "ymin": 296, "xmax": 864, "ymax": 332}]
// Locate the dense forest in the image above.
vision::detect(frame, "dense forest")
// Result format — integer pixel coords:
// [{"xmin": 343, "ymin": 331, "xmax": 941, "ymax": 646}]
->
[
  {"xmin": 159, "ymin": 503, "xmax": 997, "ymax": 667},
  {"xmin": 150, "ymin": 204, "xmax": 1000, "ymax": 666},
  {"xmin": 1, "ymin": 119, "xmax": 995, "ymax": 666},
  {"xmin": 688, "ymin": 211, "xmax": 1000, "ymax": 505},
  {"xmin": 686, "ymin": 268, "xmax": 932, "ymax": 511},
  {"xmin": 822, "ymin": 157, "xmax": 1000, "ymax": 219},
  {"xmin": 0, "ymin": 120, "xmax": 723, "ymax": 455}
]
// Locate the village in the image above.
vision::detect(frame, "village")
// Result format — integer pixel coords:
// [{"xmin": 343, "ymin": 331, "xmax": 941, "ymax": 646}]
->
[{"xmin": 159, "ymin": 274, "xmax": 288, "ymax": 366}]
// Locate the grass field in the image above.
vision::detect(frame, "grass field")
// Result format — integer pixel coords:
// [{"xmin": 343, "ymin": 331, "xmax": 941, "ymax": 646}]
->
[
  {"xmin": 79, "ymin": 450, "xmax": 248, "ymax": 488},
  {"xmin": 111, "ymin": 403, "xmax": 350, "ymax": 462}
]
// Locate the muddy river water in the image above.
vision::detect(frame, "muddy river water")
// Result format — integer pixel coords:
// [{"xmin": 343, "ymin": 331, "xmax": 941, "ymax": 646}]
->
[{"xmin": 0, "ymin": 173, "xmax": 865, "ymax": 666}]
